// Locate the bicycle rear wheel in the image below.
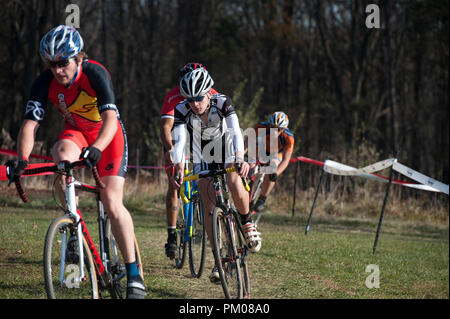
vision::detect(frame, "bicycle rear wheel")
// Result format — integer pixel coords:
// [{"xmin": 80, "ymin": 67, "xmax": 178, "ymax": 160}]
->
[
  {"xmin": 105, "ymin": 217, "xmax": 144, "ymax": 298},
  {"xmin": 44, "ymin": 216, "xmax": 98, "ymax": 299},
  {"xmin": 188, "ymin": 196, "xmax": 206, "ymax": 278},
  {"xmin": 211, "ymin": 207, "xmax": 243, "ymax": 299}
]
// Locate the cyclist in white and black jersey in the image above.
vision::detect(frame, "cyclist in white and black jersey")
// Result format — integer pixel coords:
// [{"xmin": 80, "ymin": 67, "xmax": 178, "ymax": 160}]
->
[
  {"xmin": 173, "ymin": 92, "xmax": 243, "ymax": 165},
  {"xmin": 171, "ymin": 68, "xmax": 262, "ymax": 283}
]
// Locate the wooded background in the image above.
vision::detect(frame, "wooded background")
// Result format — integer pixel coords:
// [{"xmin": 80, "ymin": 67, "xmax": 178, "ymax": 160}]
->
[{"xmin": 0, "ymin": 0, "xmax": 448, "ymax": 199}]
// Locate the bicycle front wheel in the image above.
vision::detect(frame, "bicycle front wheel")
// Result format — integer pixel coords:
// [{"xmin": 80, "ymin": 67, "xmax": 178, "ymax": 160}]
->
[
  {"xmin": 43, "ymin": 216, "xmax": 98, "ymax": 299},
  {"xmin": 235, "ymin": 218, "xmax": 251, "ymax": 298},
  {"xmin": 188, "ymin": 196, "xmax": 206, "ymax": 278},
  {"xmin": 211, "ymin": 207, "xmax": 243, "ymax": 299}
]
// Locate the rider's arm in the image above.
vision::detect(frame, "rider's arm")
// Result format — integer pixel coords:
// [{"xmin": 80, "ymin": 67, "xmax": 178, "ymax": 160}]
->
[
  {"xmin": 83, "ymin": 61, "xmax": 121, "ymax": 151},
  {"xmin": 277, "ymin": 150, "xmax": 293, "ymax": 175},
  {"xmin": 17, "ymin": 119, "xmax": 39, "ymax": 161},
  {"xmin": 160, "ymin": 117, "xmax": 174, "ymax": 163},
  {"xmin": 91, "ymin": 109, "xmax": 118, "ymax": 151},
  {"xmin": 276, "ymin": 133, "xmax": 294, "ymax": 175},
  {"xmin": 160, "ymin": 86, "xmax": 183, "ymax": 163},
  {"xmin": 170, "ymin": 122, "xmax": 187, "ymax": 188},
  {"xmin": 172, "ymin": 122, "xmax": 187, "ymax": 165},
  {"xmin": 19, "ymin": 70, "xmax": 52, "ymax": 160},
  {"xmin": 225, "ymin": 113, "xmax": 245, "ymax": 161}
]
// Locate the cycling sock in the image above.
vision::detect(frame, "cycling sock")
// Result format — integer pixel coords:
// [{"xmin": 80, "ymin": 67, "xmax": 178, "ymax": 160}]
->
[
  {"xmin": 258, "ymin": 195, "xmax": 267, "ymax": 203},
  {"xmin": 125, "ymin": 262, "xmax": 140, "ymax": 279},
  {"xmin": 240, "ymin": 212, "xmax": 253, "ymax": 225}
]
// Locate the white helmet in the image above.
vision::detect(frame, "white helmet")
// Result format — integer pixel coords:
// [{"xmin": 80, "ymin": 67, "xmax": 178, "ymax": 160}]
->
[
  {"xmin": 269, "ymin": 111, "xmax": 289, "ymax": 128},
  {"xmin": 179, "ymin": 68, "xmax": 214, "ymax": 98},
  {"xmin": 40, "ymin": 25, "xmax": 84, "ymax": 61}
]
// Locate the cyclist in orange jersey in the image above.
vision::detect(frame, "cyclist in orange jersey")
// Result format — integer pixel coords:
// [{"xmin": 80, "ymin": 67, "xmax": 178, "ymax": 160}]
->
[{"xmin": 246, "ymin": 111, "xmax": 295, "ymax": 212}]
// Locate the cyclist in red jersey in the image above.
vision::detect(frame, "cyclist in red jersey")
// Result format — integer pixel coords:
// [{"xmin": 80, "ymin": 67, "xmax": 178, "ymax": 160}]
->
[
  {"xmin": 246, "ymin": 111, "xmax": 295, "ymax": 212},
  {"xmin": 160, "ymin": 62, "xmax": 217, "ymax": 259},
  {"xmin": 5, "ymin": 25, "xmax": 146, "ymax": 298}
]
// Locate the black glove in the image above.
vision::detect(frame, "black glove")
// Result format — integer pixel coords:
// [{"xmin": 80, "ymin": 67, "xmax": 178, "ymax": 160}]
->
[
  {"xmin": 80, "ymin": 146, "xmax": 102, "ymax": 168},
  {"xmin": 269, "ymin": 173, "xmax": 277, "ymax": 182},
  {"xmin": 5, "ymin": 158, "xmax": 28, "ymax": 186}
]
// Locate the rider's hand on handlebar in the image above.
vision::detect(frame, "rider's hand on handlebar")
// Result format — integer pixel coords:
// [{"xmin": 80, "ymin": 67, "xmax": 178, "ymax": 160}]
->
[
  {"xmin": 170, "ymin": 163, "xmax": 184, "ymax": 189},
  {"xmin": 80, "ymin": 146, "xmax": 102, "ymax": 169},
  {"xmin": 235, "ymin": 161, "xmax": 249, "ymax": 178},
  {"xmin": 5, "ymin": 158, "xmax": 28, "ymax": 186}
]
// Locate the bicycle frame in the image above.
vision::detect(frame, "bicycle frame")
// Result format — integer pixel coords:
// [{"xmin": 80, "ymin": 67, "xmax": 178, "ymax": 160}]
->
[
  {"xmin": 211, "ymin": 173, "xmax": 240, "ymax": 257},
  {"xmin": 12, "ymin": 160, "xmax": 137, "ymax": 298},
  {"xmin": 181, "ymin": 170, "xmax": 202, "ymax": 243},
  {"xmin": 59, "ymin": 164, "xmax": 111, "ymax": 288}
]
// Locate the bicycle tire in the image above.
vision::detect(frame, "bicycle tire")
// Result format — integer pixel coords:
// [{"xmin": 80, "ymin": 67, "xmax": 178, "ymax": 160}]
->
[
  {"xmin": 211, "ymin": 207, "xmax": 243, "ymax": 299},
  {"xmin": 188, "ymin": 196, "xmax": 206, "ymax": 278},
  {"xmin": 43, "ymin": 216, "xmax": 99, "ymax": 299},
  {"xmin": 105, "ymin": 218, "xmax": 144, "ymax": 298},
  {"xmin": 234, "ymin": 217, "xmax": 251, "ymax": 298},
  {"xmin": 174, "ymin": 204, "xmax": 188, "ymax": 269},
  {"xmin": 250, "ymin": 175, "xmax": 264, "ymax": 226},
  {"xmin": 250, "ymin": 174, "xmax": 264, "ymax": 205}
]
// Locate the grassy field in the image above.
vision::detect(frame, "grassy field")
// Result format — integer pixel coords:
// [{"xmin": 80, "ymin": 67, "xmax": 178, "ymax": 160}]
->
[{"xmin": 0, "ymin": 182, "xmax": 448, "ymax": 299}]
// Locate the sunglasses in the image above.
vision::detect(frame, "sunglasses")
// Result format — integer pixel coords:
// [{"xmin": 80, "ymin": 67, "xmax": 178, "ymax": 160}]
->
[
  {"xmin": 186, "ymin": 96, "xmax": 205, "ymax": 103},
  {"xmin": 48, "ymin": 59, "xmax": 71, "ymax": 68}
]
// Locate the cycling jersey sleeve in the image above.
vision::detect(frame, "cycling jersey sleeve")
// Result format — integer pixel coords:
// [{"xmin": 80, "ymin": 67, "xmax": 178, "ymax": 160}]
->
[
  {"xmin": 282, "ymin": 129, "xmax": 295, "ymax": 153},
  {"xmin": 161, "ymin": 86, "xmax": 183, "ymax": 119},
  {"xmin": 225, "ymin": 113, "xmax": 244, "ymax": 160},
  {"xmin": 172, "ymin": 122, "xmax": 187, "ymax": 164},
  {"xmin": 83, "ymin": 61, "xmax": 118, "ymax": 114},
  {"xmin": 24, "ymin": 69, "xmax": 53, "ymax": 122}
]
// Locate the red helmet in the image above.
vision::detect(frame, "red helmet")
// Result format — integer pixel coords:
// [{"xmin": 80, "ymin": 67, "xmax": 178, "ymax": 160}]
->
[{"xmin": 179, "ymin": 62, "xmax": 206, "ymax": 78}]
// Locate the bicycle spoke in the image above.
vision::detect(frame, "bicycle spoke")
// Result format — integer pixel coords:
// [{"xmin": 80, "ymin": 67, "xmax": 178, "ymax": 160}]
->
[
  {"xmin": 44, "ymin": 217, "xmax": 98, "ymax": 299},
  {"xmin": 189, "ymin": 197, "xmax": 206, "ymax": 277},
  {"xmin": 212, "ymin": 208, "xmax": 242, "ymax": 299}
]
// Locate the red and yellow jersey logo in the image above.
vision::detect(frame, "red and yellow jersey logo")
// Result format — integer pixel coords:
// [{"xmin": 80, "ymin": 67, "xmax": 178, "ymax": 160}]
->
[{"xmin": 66, "ymin": 90, "xmax": 101, "ymax": 122}]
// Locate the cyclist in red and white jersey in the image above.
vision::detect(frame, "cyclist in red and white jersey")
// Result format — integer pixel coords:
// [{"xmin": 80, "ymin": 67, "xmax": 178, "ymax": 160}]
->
[
  {"xmin": 5, "ymin": 25, "xmax": 146, "ymax": 298},
  {"xmin": 160, "ymin": 62, "xmax": 217, "ymax": 259}
]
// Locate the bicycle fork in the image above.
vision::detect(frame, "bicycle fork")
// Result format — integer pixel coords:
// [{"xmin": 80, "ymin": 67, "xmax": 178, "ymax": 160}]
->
[
  {"xmin": 61, "ymin": 174, "xmax": 85, "ymax": 286},
  {"xmin": 214, "ymin": 176, "xmax": 239, "ymax": 263}
]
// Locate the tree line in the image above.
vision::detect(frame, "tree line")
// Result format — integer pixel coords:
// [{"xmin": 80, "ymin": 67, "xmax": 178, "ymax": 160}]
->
[{"xmin": 0, "ymin": 0, "xmax": 448, "ymax": 199}]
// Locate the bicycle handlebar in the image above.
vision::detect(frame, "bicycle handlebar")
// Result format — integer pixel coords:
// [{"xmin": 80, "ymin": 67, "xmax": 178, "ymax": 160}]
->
[
  {"xmin": 13, "ymin": 160, "xmax": 105, "ymax": 203},
  {"xmin": 182, "ymin": 167, "xmax": 250, "ymax": 192}
]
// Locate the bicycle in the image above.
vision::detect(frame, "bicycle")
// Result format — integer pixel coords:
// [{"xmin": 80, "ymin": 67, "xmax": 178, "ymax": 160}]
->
[
  {"xmin": 10, "ymin": 160, "xmax": 144, "ymax": 299},
  {"xmin": 172, "ymin": 165, "xmax": 206, "ymax": 278},
  {"xmin": 248, "ymin": 163, "xmax": 265, "ymax": 226},
  {"xmin": 183, "ymin": 166, "xmax": 251, "ymax": 299},
  {"xmin": 248, "ymin": 162, "xmax": 273, "ymax": 226}
]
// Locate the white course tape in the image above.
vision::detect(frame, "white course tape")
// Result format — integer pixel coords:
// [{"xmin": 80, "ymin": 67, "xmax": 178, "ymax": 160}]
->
[
  {"xmin": 393, "ymin": 162, "xmax": 449, "ymax": 195},
  {"xmin": 323, "ymin": 158, "xmax": 449, "ymax": 195},
  {"xmin": 323, "ymin": 158, "xmax": 396, "ymax": 176}
]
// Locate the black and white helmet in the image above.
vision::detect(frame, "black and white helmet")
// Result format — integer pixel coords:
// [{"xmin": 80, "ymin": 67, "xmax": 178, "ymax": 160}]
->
[{"xmin": 179, "ymin": 68, "xmax": 214, "ymax": 98}]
